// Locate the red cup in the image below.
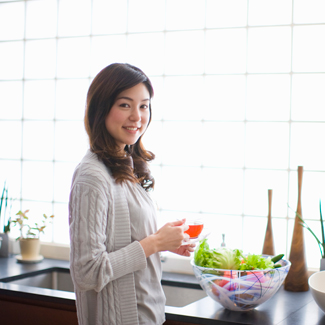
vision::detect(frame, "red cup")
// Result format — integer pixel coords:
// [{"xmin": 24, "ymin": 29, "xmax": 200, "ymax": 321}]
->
[{"xmin": 184, "ymin": 220, "xmax": 204, "ymax": 239}]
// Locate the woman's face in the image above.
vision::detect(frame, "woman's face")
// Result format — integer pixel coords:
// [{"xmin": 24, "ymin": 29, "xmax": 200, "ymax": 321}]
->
[{"xmin": 105, "ymin": 82, "xmax": 150, "ymax": 152}]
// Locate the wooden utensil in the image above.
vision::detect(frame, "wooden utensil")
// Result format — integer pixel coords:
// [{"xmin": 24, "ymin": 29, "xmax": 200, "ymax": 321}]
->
[
  {"xmin": 262, "ymin": 189, "xmax": 275, "ymax": 256},
  {"xmin": 284, "ymin": 166, "xmax": 309, "ymax": 292}
]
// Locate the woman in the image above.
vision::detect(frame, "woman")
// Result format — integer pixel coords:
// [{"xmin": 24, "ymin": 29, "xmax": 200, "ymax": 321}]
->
[{"xmin": 69, "ymin": 63, "xmax": 195, "ymax": 325}]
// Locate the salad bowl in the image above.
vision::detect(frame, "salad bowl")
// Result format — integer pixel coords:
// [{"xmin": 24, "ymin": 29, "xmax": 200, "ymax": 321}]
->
[{"xmin": 191, "ymin": 257, "xmax": 291, "ymax": 312}]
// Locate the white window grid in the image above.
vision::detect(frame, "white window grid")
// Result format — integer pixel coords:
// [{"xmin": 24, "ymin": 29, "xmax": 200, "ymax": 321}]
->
[{"xmin": 0, "ymin": 0, "xmax": 324, "ymax": 268}]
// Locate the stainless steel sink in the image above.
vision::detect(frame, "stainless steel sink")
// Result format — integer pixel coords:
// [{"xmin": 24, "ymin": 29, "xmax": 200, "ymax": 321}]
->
[
  {"xmin": 5, "ymin": 269, "xmax": 206, "ymax": 307},
  {"xmin": 6, "ymin": 269, "xmax": 74, "ymax": 292}
]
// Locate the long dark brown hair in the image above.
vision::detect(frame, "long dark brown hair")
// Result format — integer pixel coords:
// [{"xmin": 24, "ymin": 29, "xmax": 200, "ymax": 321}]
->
[{"xmin": 84, "ymin": 63, "xmax": 155, "ymax": 190}]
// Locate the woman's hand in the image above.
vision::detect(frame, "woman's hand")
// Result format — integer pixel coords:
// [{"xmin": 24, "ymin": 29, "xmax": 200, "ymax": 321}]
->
[
  {"xmin": 170, "ymin": 243, "xmax": 196, "ymax": 257},
  {"xmin": 154, "ymin": 218, "xmax": 189, "ymax": 251},
  {"xmin": 140, "ymin": 219, "xmax": 189, "ymax": 257}
]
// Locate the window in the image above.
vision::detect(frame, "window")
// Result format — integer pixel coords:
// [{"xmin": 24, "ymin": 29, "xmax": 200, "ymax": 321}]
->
[{"xmin": 1, "ymin": 0, "xmax": 325, "ymax": 269}]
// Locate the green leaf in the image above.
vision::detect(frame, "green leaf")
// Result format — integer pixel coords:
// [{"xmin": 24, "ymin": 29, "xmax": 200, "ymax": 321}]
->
[
  {"xmin": 299, "ymin": 220, "xmax": 323, "ymax": 257},
  {"xmin": 299, "ymin": 222, "xmax": 322, "ymax": 245},
  {"xmin": 289, "ymin": 204, "xmax": 324, "ymax": 257},
  {"xmin": 239, "ymin": 254, "xmax": 274, "ymax": 270},
  {"xmin": 0, "ymin": 181, "xmax": 6, "ymax": 215},
  {"xmin": 4, "ymin": 218, "xmax": 11, "ymax": 233},
  {"xmin": 320, "ymin": 200, "xmax": 325, "ymax": 246}
]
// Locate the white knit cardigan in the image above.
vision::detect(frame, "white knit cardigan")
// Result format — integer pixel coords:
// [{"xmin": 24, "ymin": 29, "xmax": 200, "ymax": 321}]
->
[{"xmin": 69, "ymin": 150, "xmax": 147, "ymax": 325}]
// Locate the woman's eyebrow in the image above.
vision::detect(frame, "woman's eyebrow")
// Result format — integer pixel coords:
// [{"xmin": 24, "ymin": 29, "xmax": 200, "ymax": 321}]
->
[{"xmin": 116, "ymin": 96, "xmax": 150, "ymax": 102}]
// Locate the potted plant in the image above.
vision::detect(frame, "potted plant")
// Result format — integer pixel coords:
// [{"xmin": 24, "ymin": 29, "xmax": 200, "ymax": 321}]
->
[
  {"xmin": 294, "ymin": 200, "xmax": 325, "ymax": 271},
  {"xmin": 0, "ymin": 182, "xmax": 12, "ymax": 257},
  {"xmin": 11, "ymin": 209, "xmax": 54, "ymax": 262}
]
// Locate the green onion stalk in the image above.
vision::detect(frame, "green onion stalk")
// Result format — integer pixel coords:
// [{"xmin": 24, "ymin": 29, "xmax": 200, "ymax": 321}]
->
[
  {"xmin": 0, "ymin": 181, "xmax": 12, "ymax": 234},
  {"xmin": 292, "ymin": 200, "xmax": 325, "ymax": 259}
]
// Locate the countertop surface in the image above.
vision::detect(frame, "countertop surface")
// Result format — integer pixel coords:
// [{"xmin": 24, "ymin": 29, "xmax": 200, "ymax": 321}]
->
[{"xmin": 0, "ymin": 255, "xmax": 325, "ymax": 325}]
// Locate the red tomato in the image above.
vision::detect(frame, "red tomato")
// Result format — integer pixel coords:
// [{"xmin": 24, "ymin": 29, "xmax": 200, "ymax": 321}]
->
[
  {"xmin": 212, "ymin": 271, "xmax": 238, "ymax": 296},
  {"xmin": 214, "ymin": 279, "xmax": 229, "ymax": 287}
]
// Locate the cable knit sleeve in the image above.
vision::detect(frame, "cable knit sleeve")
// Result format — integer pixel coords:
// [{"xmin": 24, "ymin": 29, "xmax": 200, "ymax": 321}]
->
[{"xmin": 69, "ymin": 180, "xmax": 147, "ymax": 293}]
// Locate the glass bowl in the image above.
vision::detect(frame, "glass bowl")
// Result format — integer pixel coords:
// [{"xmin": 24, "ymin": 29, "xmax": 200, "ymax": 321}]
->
[{"xmin": 191, "ymin": 257, "xmax": 291, "ymax": 311}]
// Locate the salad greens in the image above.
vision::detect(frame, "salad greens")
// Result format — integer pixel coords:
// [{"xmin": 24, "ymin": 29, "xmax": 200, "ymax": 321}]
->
[
  {"xmin": 194, "ymin": 238, "xmax": 242, "ymax": 269},
  {"xmin": 194, "ymin": 239, "xmax": 279, "ymax": 271},
  {"xmin": 239, "ymin": 253, "xmax": 274, "ymax": 270}
]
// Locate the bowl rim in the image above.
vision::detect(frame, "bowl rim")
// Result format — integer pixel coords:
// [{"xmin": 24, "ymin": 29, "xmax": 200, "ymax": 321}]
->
[
  {"xmin": 190, "ymin": 258, "xmax": 291, "ymax": 273},
  {"xmin": 308, "ymin": 270, "xmax": 325, "ymax": 294}
]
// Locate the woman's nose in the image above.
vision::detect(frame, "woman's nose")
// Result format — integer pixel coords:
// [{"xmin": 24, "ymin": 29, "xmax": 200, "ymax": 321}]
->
[{"xmin": 130, "ymin": 107, "xmax": 141, "ymax": 121}]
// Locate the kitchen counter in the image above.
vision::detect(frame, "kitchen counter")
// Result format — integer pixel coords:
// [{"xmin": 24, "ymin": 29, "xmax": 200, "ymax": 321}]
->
[{"xmin": 0, "ymin": 255, "xmax": 325, "ymax": 325}]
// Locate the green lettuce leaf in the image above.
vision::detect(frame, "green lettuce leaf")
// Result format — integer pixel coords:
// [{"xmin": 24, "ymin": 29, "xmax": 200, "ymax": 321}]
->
[
  {"xmin": 194, "ymin": 239, "xmax": 243, "ymax": 270},
  {"xmin": 194, "ymin": 239, "xmax": 275, "ymax": 270},
  {"xmin": 239, "ymin": 254, "xmax": 274, "ymax": 270}
]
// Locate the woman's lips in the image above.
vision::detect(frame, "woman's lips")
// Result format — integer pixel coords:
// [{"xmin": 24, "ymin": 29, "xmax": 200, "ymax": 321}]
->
[{"xmin": 123, "ymin": 126, "xmax": 140, "ymax": 134}]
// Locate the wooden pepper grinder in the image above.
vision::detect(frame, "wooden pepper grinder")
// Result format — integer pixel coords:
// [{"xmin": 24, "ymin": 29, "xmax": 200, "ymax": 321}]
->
[
  {"xmin": 262, "ymin": 189, "xmax": 275, "ymax": 256},
  {"xmin": 284, "ymin": 166, "xmax": 309, "ymax": 292}
]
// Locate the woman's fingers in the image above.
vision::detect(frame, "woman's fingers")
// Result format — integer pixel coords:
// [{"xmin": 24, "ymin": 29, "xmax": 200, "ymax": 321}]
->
[
  {"xmin": 167, "ymin": 219, "xmax": 189, "ymax": 232},
  {"xmin": 168, "ymin": 218, "xmax": 185, "ymax": 227},
  {"xmin": 155, "ymin": 218, "xmax": 195, "ymax": 251},
  {"xmin": 170, "ymin": 242, "xmax": 196, "ymax": 256},
  {"xmin": 181, "ymin": 223, "xmax": 189, "ymax": 232},
  {"xmin": 183, "ymin": 232, "xmax": 190, "ymax": 242},
  {"xmin": 182, "ymin": 243, "xmax": 195, "ymax": 250}
]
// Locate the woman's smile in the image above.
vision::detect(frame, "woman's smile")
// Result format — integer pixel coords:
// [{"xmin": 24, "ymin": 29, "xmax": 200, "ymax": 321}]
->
[{"xmin": 123, "ymin": 126, "xmax": 140, "ymax": 133}]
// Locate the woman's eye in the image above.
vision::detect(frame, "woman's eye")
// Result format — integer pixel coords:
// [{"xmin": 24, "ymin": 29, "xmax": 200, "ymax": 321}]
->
[
  {"xmin": 119, "ymin": 103, "xmax": 130, "ymax": 108},
  {"xmin": 141, "ymin": 105, "xmax": 148, "ymax": 109}
]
